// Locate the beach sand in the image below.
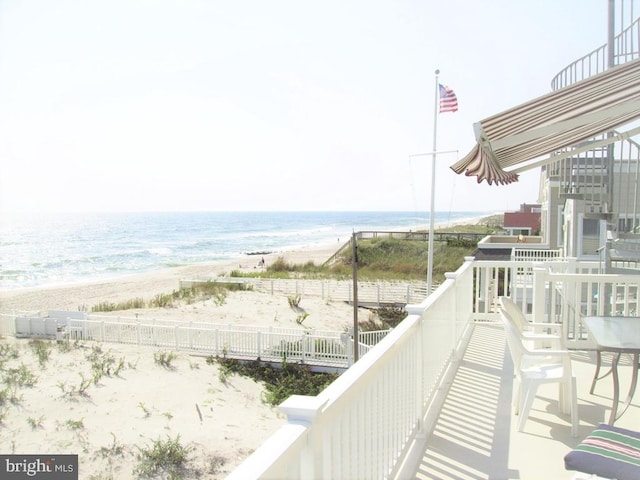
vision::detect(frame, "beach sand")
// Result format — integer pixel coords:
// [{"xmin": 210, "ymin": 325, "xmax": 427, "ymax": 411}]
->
[
  {"xmin": 0, "ymin": 216, "xmax": 491, "ymax": 479},
  {"xmin": 0, "ymin": 243, "xmax": 363, "ymax": 479}
]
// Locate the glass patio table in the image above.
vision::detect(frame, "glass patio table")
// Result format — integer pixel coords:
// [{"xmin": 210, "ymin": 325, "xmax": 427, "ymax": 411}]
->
[{"xmin": 583, "ymin": 316, "xmax": 640, "ymax": 424}]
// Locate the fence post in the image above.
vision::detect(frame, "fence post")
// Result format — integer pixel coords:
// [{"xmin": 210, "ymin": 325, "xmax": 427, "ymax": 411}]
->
[
  {"xmin": 175, "ymin": 325, "xmax": 179, "ymax": 350},
  {"xmin": 257, "ymin": 331, "xmax": 262, "ymax": 358},
  {"xmin": 136, "ymin": 322, "xmax": 141, "ymax": 346}
]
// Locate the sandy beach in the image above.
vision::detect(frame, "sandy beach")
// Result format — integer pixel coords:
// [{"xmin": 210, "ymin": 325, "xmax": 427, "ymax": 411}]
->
[{"xmin": 0, "ymin": 242, "xmax": 365, "ymax": 479}]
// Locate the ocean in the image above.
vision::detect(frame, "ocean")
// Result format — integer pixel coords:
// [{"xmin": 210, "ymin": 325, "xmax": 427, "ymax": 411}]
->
[{"xmin": 0, "ymin": 211, "xmax": 488, "ymax": 290}]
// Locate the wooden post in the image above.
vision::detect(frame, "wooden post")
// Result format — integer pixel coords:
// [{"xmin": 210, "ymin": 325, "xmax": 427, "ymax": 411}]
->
[{"xmin": 352, "ymin": 232, "xmax": 359, "ymax": 362}]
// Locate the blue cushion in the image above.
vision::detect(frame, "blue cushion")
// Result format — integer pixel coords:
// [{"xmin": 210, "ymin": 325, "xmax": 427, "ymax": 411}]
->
[{"xmin": 564, "ymin": 424, "xmax": 640, "ymax": 480}]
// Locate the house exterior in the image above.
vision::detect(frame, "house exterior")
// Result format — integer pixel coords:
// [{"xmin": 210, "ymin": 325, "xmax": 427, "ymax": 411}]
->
[
  {"xmin": 452, "ymin": 1, "xmax": 640, "ymax": 270},
  {"xmin": 538, "ymin": 9, "xmax": 640, "ymax": 265},
  {"xmin": 503, "ymin": 203, "xmax": 541, "ymax": 236}
]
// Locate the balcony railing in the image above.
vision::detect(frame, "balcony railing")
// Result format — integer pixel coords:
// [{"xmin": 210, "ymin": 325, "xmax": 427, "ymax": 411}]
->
[{"xmin": 227, "ymin": 255, "xmax": 640, "ymax": 479}]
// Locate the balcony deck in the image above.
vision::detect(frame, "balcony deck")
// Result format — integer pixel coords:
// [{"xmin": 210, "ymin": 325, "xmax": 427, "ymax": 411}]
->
[{"xmin": 416, "ymin": 322, "xmax": 640, "ymax": 480}]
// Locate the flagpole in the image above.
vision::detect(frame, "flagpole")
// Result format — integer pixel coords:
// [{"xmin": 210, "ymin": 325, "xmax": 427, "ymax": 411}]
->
[{"xmin": 427, "ymin": 69, "xmax": 440, "ymax": 295}]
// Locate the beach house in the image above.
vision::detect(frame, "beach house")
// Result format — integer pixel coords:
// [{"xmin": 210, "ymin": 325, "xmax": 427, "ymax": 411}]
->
[{"xmin": 227, "ymin": 2, "xmax": 640, "ymax": 478}]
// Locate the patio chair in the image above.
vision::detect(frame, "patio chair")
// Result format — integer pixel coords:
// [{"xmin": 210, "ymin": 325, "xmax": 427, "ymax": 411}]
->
[
  {"xmin": 499, "ymin": 296, "xmax": 563, "ymax": 348},
  {"xmin": 564, "ymin": 423, "xmax": 640, "ymax": 480},
  {"xmin": 499, "ymin": 307, "xmax": 578, "ymax": 436}
]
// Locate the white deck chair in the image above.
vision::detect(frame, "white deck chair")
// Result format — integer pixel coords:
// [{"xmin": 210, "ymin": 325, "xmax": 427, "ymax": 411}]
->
[
  {"xmin": 499, "ymin": 307, "xmax": 578, "ymax": 436},
  {"xmin": 499, "ymin": 296, "xmax": 563, "ymax": 348}
]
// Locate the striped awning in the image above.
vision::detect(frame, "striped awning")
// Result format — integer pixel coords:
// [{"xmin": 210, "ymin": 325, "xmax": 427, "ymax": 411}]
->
[{"xmin": 451, "ymin": 58, "xmax": 640, "ymax": 185}]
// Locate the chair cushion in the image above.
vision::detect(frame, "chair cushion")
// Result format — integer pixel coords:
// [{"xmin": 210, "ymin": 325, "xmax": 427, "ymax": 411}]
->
[{"xmin": 564, "ymin": 424, "xmax": 640, "ymax": 480}]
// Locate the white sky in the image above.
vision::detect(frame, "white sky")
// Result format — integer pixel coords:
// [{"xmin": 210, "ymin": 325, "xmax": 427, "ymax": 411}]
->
[{"xmin": 0, "ymin": 0, "xmax": 625, "ymax": 213}]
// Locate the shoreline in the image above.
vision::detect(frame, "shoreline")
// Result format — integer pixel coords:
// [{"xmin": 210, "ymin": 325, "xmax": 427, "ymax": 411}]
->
[
  {"xmin": 0, "ymin": 242, "xmax": 339, "ymax": 313},
  {"xmin": 0, "ymin": 215, "xmax": 492, "ymax": 313}
]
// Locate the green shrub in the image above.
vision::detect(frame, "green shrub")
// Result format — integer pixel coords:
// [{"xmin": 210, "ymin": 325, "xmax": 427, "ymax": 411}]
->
[{"xmin": 211, "ymin": 356, "xmax": 338, "ymax": 407}]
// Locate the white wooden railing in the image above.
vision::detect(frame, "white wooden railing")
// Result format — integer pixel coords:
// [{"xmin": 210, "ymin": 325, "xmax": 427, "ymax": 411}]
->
[
  {"xmin": 533, "ymin": 266, "xmax": 640, "ymax": 350},
  {"xmin": 226, "ymin": 255, "xmax": 639, "ymax": 479},
  {"xmin": 227, "ymin": 258, "xmax": 476, "ymax": 480}
]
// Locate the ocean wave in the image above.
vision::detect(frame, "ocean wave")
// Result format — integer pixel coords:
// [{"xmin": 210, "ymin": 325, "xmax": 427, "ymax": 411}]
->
[{"xmin": 0, "ymin": 210, "xmax": 489, "ymax": 289}]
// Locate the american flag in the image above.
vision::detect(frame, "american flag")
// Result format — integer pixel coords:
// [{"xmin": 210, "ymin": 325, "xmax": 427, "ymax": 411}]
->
[{"xmin": 439, "ymin": 84, "xmax": 458, "ymax": 113}]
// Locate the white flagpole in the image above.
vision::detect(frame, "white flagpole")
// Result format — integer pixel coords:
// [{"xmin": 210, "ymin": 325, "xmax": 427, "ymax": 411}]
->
[{"xmin": 427, "ymin": 69, "xmax": 440, "ymax": 294}]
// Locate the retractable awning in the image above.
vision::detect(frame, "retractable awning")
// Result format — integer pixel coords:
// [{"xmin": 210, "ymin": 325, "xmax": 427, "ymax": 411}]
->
[{"xmin": 451, "ymin": 58, "xmax": 640, "ymax": 185}]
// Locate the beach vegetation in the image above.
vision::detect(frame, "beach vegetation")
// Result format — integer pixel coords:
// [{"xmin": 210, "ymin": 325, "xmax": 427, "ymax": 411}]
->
[
  {"xmin": 217, "ymin": 367, "xmax": 229, "ymax": 385},
  {"xmin": 4, "ymin": 363, "xmax": 38, "ymax": 388},
  {"xmin": 87, "ymin": 345, "xmax": 125, "ymax": 381},
  {"xmin": 57, "ymin": 374, "xmax": 92, "ymax": 397},
  {"xmin": 90, "ymin": 281, "xmax": 247, "ymax": 312},
  {"xmin": 356, "ymin": 305, "xmax": 406, "ymax": 333},
  {"xmin": 29, "ymin": 339, "xmax": 51, "ymax": 366},
  {"xmin": 99, "ymin": 433, "xmax": 125, "ymax": 458},
  {"xmin": 295, "ymin": 312, "xmax": 309, "ymax": 325},
  {"xmin": 92, "ymin": 301, "xmax": 117, "ymax": 312},
  {"xmin": 209, "ymin": 356, "xmax": 338, "ymax": 406},
  {"xmin": 149, "ymin": 293, "xmax": 174, "ymax": 308},
  {"xmin": 229, "ymin": 220, "xmax": 502, "ymax": 283},
  {"xmin": 64, "ymin": 418, "xmax": 85, "ymax": 430},
  {"xmin": 176, "ymin": 281, "xmax": 251, "ymax": 306},
  {"xmin": 154, "ymin": 350, "xmax": 177, "ymax": 369},
  {"xmin": 0, "ymin": 343, "xmax": 19, "ymax": 367},
  {"xmin": 287, "ymin": 294, "xmax": 301, "ymax": 308},
  {"xmin": 138, "ymin": 402, "xmax": 151, "ymax": 418},
  {"xmin": 0, "ymin": 385, "xmax": 23, "ymax": 407},
  {"xmin": 134, "ymin": 434, "xmax": 193, "ymax": 479},
  {"xmin": 27, "ymin": 415, "xmax": 44, "ymax": 429},
  {"xmin": 56, "ymin": 337, "xmax": 82, "ymax": 353},
  {"xmin": 92, "ymin": 297, "xmax": 146, "ymax": 312}
]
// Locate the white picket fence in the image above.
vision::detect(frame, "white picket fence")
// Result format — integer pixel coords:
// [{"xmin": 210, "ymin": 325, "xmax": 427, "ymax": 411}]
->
[{"xmin": 0, "ymin": 311, "xmax": 391, "ymax": 369}]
